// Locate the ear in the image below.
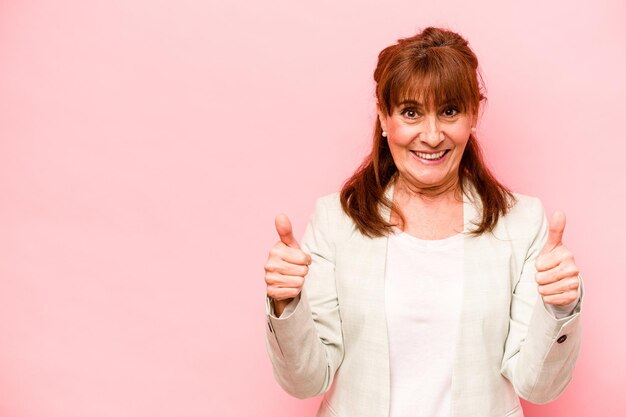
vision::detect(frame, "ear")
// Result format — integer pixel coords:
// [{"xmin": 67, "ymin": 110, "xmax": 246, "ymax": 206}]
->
[{"xmin": 377, "ymin": 105, "xmax": 388, "ymax": 133}]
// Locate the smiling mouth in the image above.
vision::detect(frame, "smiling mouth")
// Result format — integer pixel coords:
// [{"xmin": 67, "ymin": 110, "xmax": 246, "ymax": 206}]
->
[{"xmin": 411, "ymin": 150, "xmax": 449, "ymax": 160}]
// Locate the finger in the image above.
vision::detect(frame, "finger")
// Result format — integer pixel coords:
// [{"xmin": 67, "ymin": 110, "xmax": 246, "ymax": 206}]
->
[
  {"xmin": 265, "ymin": 259, "xmax": 309, "ymax": 277},
  {"xmin": 541, "ymin": 290, "xmax": 579, "ymax": 306},
  {"xmin": 273, "ymin": 245, "xmax": 311, "ymax": 265},
  {"xmin": 537, "ymin": 275, "xmax": 580, "ymax": 297},
  {"xmin": 540, "ymin": 210, "xmax": 566, "ymax": 255},
  {"xmin": 265, "ymin": 271, "xmax": 305, "ymax": 288},
  {"xmin": 535, "ymin": 245, "xmax": 574, "ymax": 272},
  {"xmin": 535, "ymin": 262, "xmax": 579, "ymax": 285},
  {"xmin": 275, "ymin": 275, "xmax": 305, "ymax": 289},
  {"xmin": 275, "ymin": 213, "xmax": 300, "ymax": 249},
  {"xmin": 267, "ymin": 287, "xmax": 301, "ymax": 302}
]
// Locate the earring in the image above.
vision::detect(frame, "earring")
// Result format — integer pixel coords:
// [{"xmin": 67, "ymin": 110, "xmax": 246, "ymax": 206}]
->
[
  {"xmin": 471, "ymin": 127, "xmax": 476, "ymax": 133},
  {"xmin": 382, "ymin": 131, "xmax": 387, "ymax": 137}
]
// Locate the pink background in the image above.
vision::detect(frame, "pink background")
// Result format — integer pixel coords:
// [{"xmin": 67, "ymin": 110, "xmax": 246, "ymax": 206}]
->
[{"xmin": 0, "ymin": 0, "xmax": 623, "ymax": 416}]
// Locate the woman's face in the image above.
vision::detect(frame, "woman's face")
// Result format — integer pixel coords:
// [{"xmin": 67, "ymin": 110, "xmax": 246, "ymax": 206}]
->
[{"xmin": 378, "ymin": 99, "xmax": 476, "ymax": 192}]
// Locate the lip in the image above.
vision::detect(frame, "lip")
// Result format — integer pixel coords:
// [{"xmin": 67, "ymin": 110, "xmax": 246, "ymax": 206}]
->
[
  {"xmin": 410, "ymin": 149, "xmax": 450, "ymax": 164},
  {"xmin": 410, "ymin": 149, "xmax": 449, "ymax": 154}
]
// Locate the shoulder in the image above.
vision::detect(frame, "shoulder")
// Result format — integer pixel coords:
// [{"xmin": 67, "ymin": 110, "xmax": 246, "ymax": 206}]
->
[
  {"xmin": 315, "ymin": 191, "xmax": 342, "ymax": 215},
  {"xmin": 311, "ymin": 191, "xmax": 356, "ymax": 238},
  {"xmin": 313, "ymin": 191, "xmax": 347, "ymax": 224},
  {"xmin": 496, "ymin": 191, "xmax": 547, "ymax": 237},
  {"xmin": 508, "ymin": 191, "xmax": 545, "ymax": 221}
]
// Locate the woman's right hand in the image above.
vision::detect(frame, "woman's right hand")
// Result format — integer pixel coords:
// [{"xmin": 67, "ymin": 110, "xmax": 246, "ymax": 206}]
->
[{"xmin": 265, "ymin": 213, "xmax": 312, "ymax": 317}]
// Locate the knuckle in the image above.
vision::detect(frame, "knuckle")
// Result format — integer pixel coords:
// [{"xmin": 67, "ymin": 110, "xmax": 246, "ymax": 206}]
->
[
  {"xmin": 269, "ymin": 245, "xmax": 280, "ymax": 257},
  {"xmin": 264, "ymin": 272, "xmax": 278, "ymax": 285},
  {"xmin": 564, "ymin": 264, "xmax": 579, "ymax": 276},
  {"xmin": 289, "ymin": 288, "xmax": 302, "ymax": 298},
  {"xmin": 264, "ymin": 261, "xmax": 277, "ymax": 273},
  {"xmin": 298, "ymin": 251, "xmax": 309, "ymax": 264},
  {"xmin": 535, "ymin": 272, "xmax": 547, "ymax": 285},
  {"xmin": 535, "ymin": 258, "xmax": 551, "ymax": 272}
]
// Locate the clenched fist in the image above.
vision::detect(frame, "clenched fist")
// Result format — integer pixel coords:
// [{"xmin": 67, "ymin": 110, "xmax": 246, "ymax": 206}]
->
[
  {"xmin": 535, "ymin": 211, "xmax": 580, "ymax": 306},
  {"xmin": 265, "ymin": 213, "xmax": 312, "ymax": 316}
]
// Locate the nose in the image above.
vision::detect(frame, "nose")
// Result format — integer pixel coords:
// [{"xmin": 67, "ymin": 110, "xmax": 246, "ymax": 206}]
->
[{"xmin": 420, "ymin": 114, "xmax": 444, "ymax": 147}]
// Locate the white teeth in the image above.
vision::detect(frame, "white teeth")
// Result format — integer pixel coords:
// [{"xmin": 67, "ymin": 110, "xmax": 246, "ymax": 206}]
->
[{"xmin": 413, "ymin": 150, "xmax": 446, "ymax": 160}]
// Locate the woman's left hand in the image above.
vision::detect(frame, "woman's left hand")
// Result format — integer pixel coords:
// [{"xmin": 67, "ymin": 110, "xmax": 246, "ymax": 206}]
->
[{"xmin": 535, "ymin": 211, "xmax": 580, "ymax": 306}]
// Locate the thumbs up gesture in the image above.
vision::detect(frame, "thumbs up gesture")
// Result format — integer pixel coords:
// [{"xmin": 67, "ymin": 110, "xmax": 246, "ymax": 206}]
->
[
  {"xmin": 535, "ymin": 211, "xmax": 580, "ymax": 306},
  {"xmin": 264, "ymin": 214, "xmax": 312, "ymax": 315}
]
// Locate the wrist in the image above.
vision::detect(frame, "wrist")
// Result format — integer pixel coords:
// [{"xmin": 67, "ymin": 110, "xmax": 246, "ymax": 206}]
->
[{"xmin": 272, "ymin": 297, "xmax": 294, "ymax": 317}]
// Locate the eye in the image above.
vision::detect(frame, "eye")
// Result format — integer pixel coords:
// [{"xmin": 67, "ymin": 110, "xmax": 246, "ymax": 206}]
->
[
  {"xmin": 442, "ymin": 107, "xmax": 460, "ymax": 117},
  {"xmin": 400, "ymin": 108, "xmax": 419, "ymax": 119}
]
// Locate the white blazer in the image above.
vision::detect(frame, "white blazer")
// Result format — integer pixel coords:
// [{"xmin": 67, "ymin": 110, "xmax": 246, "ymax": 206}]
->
[{"xmin": 265, "ymin": 177, "xmax": 583, "ymax": 417}]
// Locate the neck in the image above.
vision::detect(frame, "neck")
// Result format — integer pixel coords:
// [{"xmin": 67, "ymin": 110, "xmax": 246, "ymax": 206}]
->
[{"xmin": 394, "ymin": 173, "xmax": 464, "ymax": 205}]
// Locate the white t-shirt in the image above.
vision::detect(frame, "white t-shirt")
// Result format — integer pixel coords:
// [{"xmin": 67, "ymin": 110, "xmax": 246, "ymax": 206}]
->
[{"xmin": 385, "ymin": 227, "xmax": 465, "ymax": 417}]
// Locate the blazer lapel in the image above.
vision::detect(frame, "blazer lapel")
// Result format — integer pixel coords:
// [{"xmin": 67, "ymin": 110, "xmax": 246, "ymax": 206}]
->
[{"xmin": 452, "ymin": 182, "xmax": 509, "ymax": 416}]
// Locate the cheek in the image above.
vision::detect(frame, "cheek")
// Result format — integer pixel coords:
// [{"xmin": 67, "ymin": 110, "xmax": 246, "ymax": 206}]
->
[
  {"xmin": 450, "ymin": 127, "xmax": 471, "ymax": 148},
  {"xmin": 455, "ymin": 136, "xmax": 470, "ymax": 151},
  {"xmin": 389, "ymin": 125, "xmax": 418, "ymax": 144},
  {"xmin": 386, "ymin": 141, "xmax": 404, "ymax": 161},
  {"xmin": 386, "ymin": 137, "xmax": 411, "ymax": 165}
]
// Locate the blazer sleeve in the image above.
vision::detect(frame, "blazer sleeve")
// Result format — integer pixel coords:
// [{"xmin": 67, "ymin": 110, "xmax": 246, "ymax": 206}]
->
[
  {"xmin": 500, "ymin": 198, "xmax": 584, "ymax": 404},
  {"xmin": 264, "ymin": 196, "xmax": 344, "ymax": 399}
]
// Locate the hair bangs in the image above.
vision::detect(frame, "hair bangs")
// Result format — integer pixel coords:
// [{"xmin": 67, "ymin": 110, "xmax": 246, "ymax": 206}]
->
[{"xmin": 383, "ymin": 49, "xmax": 479, "ymax": 115}]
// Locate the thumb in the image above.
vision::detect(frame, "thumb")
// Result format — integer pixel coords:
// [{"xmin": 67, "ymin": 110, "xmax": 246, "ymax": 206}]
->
[
  {"xmin": 541, "ymin": 210, "xmax": 566, "ymax": 255},
  {"xmin": 275, "ymin": 213, "xmax": 301, "ymax": 249}
]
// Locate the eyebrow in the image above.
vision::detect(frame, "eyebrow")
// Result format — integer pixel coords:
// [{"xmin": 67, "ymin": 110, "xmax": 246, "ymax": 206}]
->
[
  {"xmin": 397, "ymin": 99, "xmax": 461, "ymax": 110},
  {"xmin": 397, "ymin": 100, "xmax": 423, "ymax": 107}
]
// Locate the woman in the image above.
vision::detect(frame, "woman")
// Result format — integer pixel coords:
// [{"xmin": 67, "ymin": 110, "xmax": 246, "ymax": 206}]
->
[{"xmin": 263, "ymin": 27, "xmax": 583, "ymax": 417}]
